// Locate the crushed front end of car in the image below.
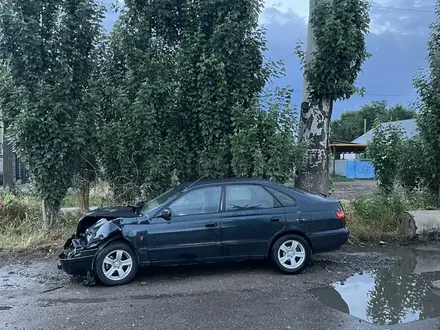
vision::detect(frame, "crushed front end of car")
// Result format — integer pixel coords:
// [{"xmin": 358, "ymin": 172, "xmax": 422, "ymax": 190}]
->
[{"xmin": 57, "ymin": 218, "xmax": 122, "ymax": 277}]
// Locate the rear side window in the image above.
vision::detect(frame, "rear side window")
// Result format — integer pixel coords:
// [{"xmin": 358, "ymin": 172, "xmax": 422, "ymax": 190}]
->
[
  {"xmin": 225, "ymin": 185, "xmax": 279, "ymax": 211},
  {"xmin": 265, "ymin": 187, "xmax": 297, "ymax": 207}
]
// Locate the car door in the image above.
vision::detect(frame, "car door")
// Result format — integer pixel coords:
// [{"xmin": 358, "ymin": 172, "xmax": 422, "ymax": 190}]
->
[
  {"xmin": 221, "ymin": 184, "xmax": 286, "ymax": 259},
  {"xmin": 147, "ymin": 186, "xmax": 223, "ymax": 263}
]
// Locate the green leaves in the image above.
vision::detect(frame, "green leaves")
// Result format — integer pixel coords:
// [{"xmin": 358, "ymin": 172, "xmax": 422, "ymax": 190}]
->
[
  {"xmin": 306, "ymin": 0, "xmax": 370, "ymax": 101},
  {"xmin": 98, "ymin": 0, "xmax": 301, "ymax": 201},
  {"xmin": 231, "ymin": 87, "xmax": 304, "ymax": 183},
  {"xmin": 331, "ymin": 101, "xmax": 417, "ymax": 142},
  {"xmin": 0, "ymin": 0, "xmax": 104, "ymax": 228},
  {"xmin": 367, "ymin": 124, "xmax": 405, "ymax": 192},
  {"xmin": 1, "ymin": 0, "xmax": 304, "ymax": 219},
  {"xmin": 412, "ymin": 1, "xmax": 440, "ymax": 197}
]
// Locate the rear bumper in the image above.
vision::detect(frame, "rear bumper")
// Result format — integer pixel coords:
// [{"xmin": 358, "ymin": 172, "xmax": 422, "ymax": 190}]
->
[
  {"xmin": 308, "ymin": 227, "xmax": 349, "ymax": 254},
  {"xmin": 58, "ymin": 245, "xmax": 98, "ymax": 277}
]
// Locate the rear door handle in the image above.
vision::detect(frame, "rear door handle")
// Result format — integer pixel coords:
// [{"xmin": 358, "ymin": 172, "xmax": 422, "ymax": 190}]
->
[
  {"xmin": 205, "ymin": 222, "xmax": 218, "ymax": 228},
  {"xmin": 270, "ymin": 217, "xmax": 282, "ymax": 222}
]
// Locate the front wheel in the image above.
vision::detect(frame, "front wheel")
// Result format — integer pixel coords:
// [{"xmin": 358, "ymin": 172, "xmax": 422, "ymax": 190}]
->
[
  {"xmin": 272, "ymin": 234, "xmax": 311, "ymax": 274},
  {"xmin": 95, "ymin": 242, "xmax": 138, "ymax": 286}
]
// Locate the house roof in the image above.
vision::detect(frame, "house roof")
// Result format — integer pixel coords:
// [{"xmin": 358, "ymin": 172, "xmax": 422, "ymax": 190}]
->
[{"xmin": 351, "ymin": 119, "xmax": 418, "ymax": 145}]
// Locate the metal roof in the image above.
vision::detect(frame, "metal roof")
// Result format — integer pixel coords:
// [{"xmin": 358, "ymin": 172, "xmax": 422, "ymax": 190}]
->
[{"xmin": 351, "ymin": 119, "xmax": 418, "ymax": 145}]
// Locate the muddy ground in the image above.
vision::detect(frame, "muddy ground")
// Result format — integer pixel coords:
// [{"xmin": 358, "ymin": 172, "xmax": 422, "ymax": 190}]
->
[
  {"xmin": 1, "ymin": 244, "xmax": 440, "ymax": 330},
  {"xmin": 331, "ymin": 180, "xmax": 377, "ymax": 200}
]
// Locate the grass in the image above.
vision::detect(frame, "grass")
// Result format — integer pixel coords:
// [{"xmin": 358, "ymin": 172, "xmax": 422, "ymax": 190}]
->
[
  {"xmin": 62, "ymin": 190, "xmax": 113, "ymax": 208},
  {"xmin": 345, "ymin": 189, "xmax": 439, "ymax": 243},
  {"xmin": 0, "ymin": 193, "xmax": 80, "ymax": 252},
  {"xmin": 0, "ymin": 182, "xmax": 116, "ymax": 252},
  {"xmin": 331, "ymin": 175, "xmax": 354, "ymax": 183}
]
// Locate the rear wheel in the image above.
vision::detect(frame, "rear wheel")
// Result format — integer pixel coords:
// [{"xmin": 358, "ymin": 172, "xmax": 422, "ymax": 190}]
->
[
  {"xmin": 95, "ymin": 242, "xmax": 138, "ymax": 286},
  {"xmin": 272, "ymin": 234, "xmax": 311, "ymax": 274}
]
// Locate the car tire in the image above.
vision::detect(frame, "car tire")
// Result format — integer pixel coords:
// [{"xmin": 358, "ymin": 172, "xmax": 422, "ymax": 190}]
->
[
  {"xmin": 272, "ymin": 234, "xmax": 311, "ymax": 274},
  {"xmin": 94, "ymin": 241, "xmax": 138, "ymax": 286}
]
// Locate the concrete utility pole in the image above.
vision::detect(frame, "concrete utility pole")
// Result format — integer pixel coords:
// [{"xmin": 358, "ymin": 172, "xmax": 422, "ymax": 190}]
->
[
  {"xmin": 301, "ymin": 0, "xmax": 318, "ymax": 111},
  {"xmin": 297, "ymin": 0, "xmax": 334, "ymax": 196},
  {"xmin": 301, "ymin": 0, "xmax": 334, "ymax": 110}
]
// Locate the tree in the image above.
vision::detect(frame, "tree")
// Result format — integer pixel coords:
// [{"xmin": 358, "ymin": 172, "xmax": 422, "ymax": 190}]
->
[
  {"xmin": 231, "ymin": 87, "xmax": 305, "ymax": 182},
  {"xmin": 176, "ymin": 0, "xmax": 268, "ymax": 179},
  {"xmin": 2, "ymin": 136, "xmax": 13, "ymax": 190},
  {"xmin": 331, "ymin": 101, "xmax": 416, "ymax": 142},
  {"xmin": 0, "ymin": 0, "xmax": 104, "ymax": 229},
  {"xmin": 367, "ymin": 124, "xmax": 404, "ymax": 192},
  {"xmin": 97, "ymin": 1, "xmax": 185, "ymax": 201},
  {"xmin": 413, "ymin": 1, "xmax": 440, "ymax": 201},
  {"xmin": 98, "ymin": 0, "xmax": 287, "ymax": 201},
  {"xmin": 296, "ymin": 0, "xmax": 370, "ymax": 195}
]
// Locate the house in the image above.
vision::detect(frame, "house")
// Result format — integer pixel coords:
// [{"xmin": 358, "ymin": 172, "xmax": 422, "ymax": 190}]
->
[
  {"xmin": 351, "ymin": 119, "xmax": 417, "ymax": 145},
  {"xmin": 330, "ymin": 119, "xmax": 417, "ymax": 179}
]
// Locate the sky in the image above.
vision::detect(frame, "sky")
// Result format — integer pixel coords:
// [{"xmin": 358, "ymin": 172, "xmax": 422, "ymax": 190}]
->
[{"xmin": 102, "ymin": 0, "xmax": 437, "ymax": 119}]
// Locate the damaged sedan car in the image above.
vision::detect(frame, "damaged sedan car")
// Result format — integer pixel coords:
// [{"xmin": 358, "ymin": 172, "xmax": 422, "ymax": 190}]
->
[{"xmin": 58, "ymin": 178, "xmax": 349, "ymax": 286}]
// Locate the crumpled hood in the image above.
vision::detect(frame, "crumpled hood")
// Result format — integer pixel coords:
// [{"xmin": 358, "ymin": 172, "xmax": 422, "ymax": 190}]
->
[
  {"xmin": 76, "ymin": 206, "xmax": 139, "ymax": 235},
  {"xmin": 84, "ymin": 206, "xmax": 138, "ymax": 218}
]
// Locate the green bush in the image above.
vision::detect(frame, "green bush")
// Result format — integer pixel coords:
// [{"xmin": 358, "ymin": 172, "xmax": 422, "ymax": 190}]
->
[
  {"xmin": 346, "ymin": 189, "xmax": 439, "ymax": 242},
  {"xmin": 367, "ymin": 124, "xmax": 404, "ymax": 192}
]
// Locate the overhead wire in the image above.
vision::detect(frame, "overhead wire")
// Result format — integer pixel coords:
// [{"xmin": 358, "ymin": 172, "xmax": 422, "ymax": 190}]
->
[{"xmin": 370, "ymin": 5, "xmax": 435, "ymax": 13}]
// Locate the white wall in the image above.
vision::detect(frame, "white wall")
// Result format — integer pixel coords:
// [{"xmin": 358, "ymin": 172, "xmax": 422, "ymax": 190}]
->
[{"xmin": 329, "ymin": 159, "xmax": 347, "ymax": 177}]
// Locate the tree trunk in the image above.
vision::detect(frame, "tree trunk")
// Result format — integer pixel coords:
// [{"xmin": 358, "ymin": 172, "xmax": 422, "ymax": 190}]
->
[
  {"xmin": 42, "ymin": 199, "xmax": 58, "ymax": 231},
  {"xmin": 296, "ymin": 98, "xmax": 332, "ymax": 196},
  {"xmin": 2, "ymin": 137, "xmax": 14, "ymax": 190},
  {"xmin": 78, "ymin": 180, "xmax": 90, "ymax": 212}
]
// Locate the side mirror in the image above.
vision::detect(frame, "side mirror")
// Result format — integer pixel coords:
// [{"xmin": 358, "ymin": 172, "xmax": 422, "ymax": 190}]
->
[{"xmin": 159, "ymin": 208, "xmax": 172, "ymax": 220}]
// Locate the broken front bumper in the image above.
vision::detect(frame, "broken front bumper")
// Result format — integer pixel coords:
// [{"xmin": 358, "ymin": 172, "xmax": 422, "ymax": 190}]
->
[{"xmin": 57, "ymin": 238, "xmax": 99, "ymax": 276}]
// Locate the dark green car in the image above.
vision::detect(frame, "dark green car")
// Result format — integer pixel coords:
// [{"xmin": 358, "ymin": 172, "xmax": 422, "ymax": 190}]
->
[{"xmin": 58, "ymin": 178, "xmax": 348, "ymax": 286}]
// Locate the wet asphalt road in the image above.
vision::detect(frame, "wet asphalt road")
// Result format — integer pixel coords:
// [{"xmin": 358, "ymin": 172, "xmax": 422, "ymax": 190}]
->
[{"xmin": 1, "ymin": 247, "xmax": 440, "ymax": 330}]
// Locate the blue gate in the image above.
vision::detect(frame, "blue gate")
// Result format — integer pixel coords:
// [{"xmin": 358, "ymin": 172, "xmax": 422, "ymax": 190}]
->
[{"xmin": 346, "ymin": 160, "xmax": 375, "ymax": 179}]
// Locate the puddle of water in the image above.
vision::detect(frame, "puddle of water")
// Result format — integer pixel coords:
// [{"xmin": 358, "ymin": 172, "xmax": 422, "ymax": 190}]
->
[{"xmin": 312, "ymin": 247, "xmax": 440, "ymax": 325}]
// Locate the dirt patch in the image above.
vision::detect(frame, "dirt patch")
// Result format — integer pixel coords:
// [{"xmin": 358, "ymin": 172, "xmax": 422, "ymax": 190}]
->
[
  {"xmin": 0, "ymin": 247, "xmax": 61, "ymax": 270},
  {"xmin": 330, "ymin": 180, "xmax": 377, "ymax": 200}
]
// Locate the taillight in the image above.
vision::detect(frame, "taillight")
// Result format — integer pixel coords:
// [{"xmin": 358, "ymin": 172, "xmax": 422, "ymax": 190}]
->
[{"xmin": 336, "ymin": 210, "xmax": 345, "ymax": 222}]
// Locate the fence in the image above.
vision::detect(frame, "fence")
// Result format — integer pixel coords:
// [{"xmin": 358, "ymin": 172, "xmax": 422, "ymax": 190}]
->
[
  {"xmin": 346, "ymin": 159, "xmax": 375, "ymax": 179},
  {"xmin": 330, "ymin": 159, "xmax": 375, "ymax": 179}
]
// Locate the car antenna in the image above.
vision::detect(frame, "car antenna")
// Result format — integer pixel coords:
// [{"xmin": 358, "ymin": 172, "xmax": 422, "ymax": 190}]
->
[{"xmin": 184, "ymin": 174, "xmax": 208, "ymax": 191}]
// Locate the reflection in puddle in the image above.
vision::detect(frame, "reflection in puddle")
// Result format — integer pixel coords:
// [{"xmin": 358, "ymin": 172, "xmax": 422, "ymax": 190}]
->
[{"xmin": 311, "ymin": 248, "xmax": 440, "ymax": 325}]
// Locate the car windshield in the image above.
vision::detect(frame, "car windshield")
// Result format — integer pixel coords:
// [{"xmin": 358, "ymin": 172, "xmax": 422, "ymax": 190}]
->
[{"xmin": 138, "ymin": 185, "xmax": 186, "ymax": 216}]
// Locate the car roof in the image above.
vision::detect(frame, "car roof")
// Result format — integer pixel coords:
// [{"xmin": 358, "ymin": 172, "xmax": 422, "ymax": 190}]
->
[{"xmin": 182, "ymin": 178, "xmax": 275, "ymax": 187}]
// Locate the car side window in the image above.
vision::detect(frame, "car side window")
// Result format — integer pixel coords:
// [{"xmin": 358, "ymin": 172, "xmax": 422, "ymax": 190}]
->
[
  {"xmin": 265, "ymin": 187, "xmax": 297, "ymax": 207},
  {"xmin": 225, "ymin": 185, "xmax": 278, "ymax": 211},
  {"xmin": 169, "ymin": 187, "xmax": 221, "ymax": 216}
]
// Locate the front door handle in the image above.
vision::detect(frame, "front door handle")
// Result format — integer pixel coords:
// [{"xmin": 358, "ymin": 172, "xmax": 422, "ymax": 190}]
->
[
  {"xmin": 270, "ymin": 217, "xmax": 281, "ymax": 222},
  {"xmin": 205, "ymin": 222, "xmax": 218, "ymax": 228}
]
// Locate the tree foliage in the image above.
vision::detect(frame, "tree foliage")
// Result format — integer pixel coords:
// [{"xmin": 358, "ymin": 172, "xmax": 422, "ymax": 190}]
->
[
  {"xmin": 331, "ymin": 101, "xmax": 417, "ymax": 142},
  {"xmin": 306, "ymin": 0, "xmax": 371, "ymax": 102},
  {"xmin": 367, "ymin": 126, "xmax": 426, "ymax": 194},
  {"xmin": 413, "ymin": 1, "xmax": 440, "ymax": 198},
  {"xmin": 367, "ymin": 125, "xmax": 405, "ymax": 192},
  {"xmin": 231, "ymin": 87, "xmax": 305, "ymax": 183},
  {"xmin": 0, "ymin": 0, "xmax": 104, "ymax": 228},
  {"xmin": 0, "ymin": 0, "xmax": 304, "ymax": 230},
  {"xmin": 98, "ymin": 0, "xmax": 302, "ymax": 202}
]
